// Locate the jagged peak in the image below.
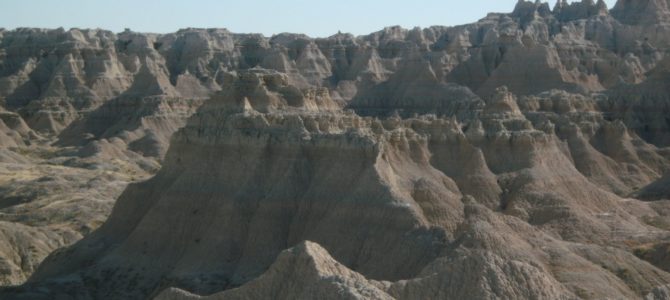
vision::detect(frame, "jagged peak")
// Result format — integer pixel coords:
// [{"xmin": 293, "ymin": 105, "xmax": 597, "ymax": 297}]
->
[
  {"xmin": 512, "ymin": 0, "xmax": 553, "ymax": 22},
  {"xmin": 483, "ymin": 86, "xmax": 524, "ymax": 118},
  {"xmin": 553, "ymin": 0, "xmax": 568, "ymax": 10},
  {"xmin": 552, "ymin": 0, "xmax": 609, "ymax": 21},
  {"xmin": 596, "ymin": 0, "xmax": 608, "ymax": 10}
]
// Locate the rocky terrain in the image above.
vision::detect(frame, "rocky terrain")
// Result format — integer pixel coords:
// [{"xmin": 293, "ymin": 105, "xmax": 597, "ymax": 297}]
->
[{"xmin": 0, "ymin": 0, "xmax": 670, "ymax": 299}]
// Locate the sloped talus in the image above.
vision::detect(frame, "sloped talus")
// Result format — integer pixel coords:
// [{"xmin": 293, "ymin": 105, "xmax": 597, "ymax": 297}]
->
[{"xmin": 154, "ymin": 241, "xmax": 394, "ymax": 300}]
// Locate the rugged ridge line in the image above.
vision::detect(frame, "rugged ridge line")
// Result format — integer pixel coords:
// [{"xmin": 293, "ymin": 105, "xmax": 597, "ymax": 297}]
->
[{"xmin": 0, "ymin": 0, "xmax": 670, "ymax": 298}]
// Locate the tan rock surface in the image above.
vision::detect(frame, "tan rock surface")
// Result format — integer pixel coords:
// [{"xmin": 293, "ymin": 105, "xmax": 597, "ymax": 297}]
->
[
  {"xmin": 1, "ymin": 1, "xmax": 670, "ymax": 299},
  {"xmin": 155, "ymin": 241, "xmax": 394, "ymax": 300}
]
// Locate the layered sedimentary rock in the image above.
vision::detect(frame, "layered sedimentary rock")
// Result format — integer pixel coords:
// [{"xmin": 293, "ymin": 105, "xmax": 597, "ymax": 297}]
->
[
  {"xmin": 2, "ymin": 63, "xmax": 667, "ymax": 299},
  {"xmin": 155, "ymin": 241, "xmax": 394, "ymax": 300},
  {"xmin": 1, "ymin": 0, "xmax": 670, "ymax": 147},
  {"xmin": 1, "ymin": 0, "xmax": 670, "ymax": 298}
]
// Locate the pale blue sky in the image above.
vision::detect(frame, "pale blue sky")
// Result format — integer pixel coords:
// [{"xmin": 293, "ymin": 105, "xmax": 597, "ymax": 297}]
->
[{"xmin": 0, "ymin": 0, "xmax": 618, "ymax": 37}]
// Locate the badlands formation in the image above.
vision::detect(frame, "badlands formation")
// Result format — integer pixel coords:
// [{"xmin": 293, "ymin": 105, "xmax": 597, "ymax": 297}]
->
[{"xmin": 0, "ymin": 0, "xmax": 670, "ymax": 299}]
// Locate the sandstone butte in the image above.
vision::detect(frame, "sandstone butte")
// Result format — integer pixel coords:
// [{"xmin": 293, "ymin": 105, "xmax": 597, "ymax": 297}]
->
[{"xmin": 0, "ymin": 0, "xmax": 670, "ymax": 299}]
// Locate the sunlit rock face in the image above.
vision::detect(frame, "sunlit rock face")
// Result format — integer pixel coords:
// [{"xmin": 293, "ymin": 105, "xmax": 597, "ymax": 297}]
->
[{"xmin": 1, "ymin": 1, "xmax": 670, "ymax": 299}]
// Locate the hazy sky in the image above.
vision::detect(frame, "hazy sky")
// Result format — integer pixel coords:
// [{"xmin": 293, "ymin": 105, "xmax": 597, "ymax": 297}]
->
[{"xmin": 0, "ymin": 0, "xmax": 619, "ymax": 37}]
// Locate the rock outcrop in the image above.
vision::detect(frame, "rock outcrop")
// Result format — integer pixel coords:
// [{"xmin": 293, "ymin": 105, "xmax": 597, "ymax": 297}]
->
[
  {"xmin": 5, "ymin": 66, "xmax": 668, "ymax": 299},
  {"xmin": 1, "ymin": 0, "xmax": 669, "ymax": 149},
  {"xmin": 155, "ymin": 241, "xmax": 394, "ymax": 300},
  {"xmin": 1, "ymin": 0, "xmax": 670, "ymax": 299}
]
